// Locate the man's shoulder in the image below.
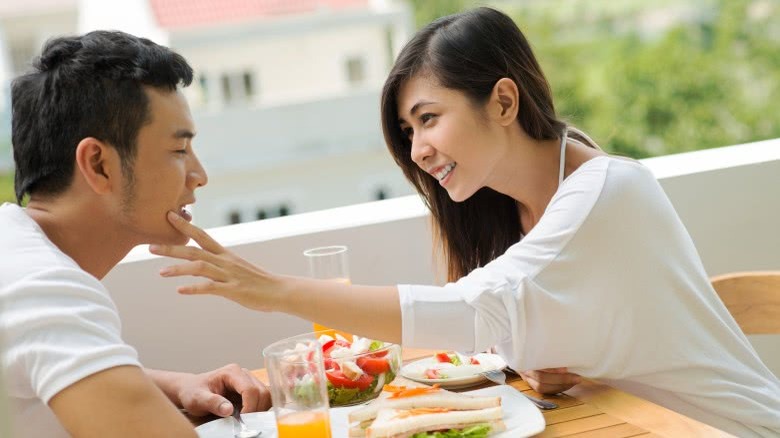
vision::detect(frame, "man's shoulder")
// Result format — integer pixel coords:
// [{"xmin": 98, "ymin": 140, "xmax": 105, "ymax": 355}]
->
[{"xmin": 0, "ymin": 206, "xmax": 84, "ymax": 290}]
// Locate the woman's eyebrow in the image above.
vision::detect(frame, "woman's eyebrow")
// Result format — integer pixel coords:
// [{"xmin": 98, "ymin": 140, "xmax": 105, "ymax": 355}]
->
[{"xmin": 408, "ymin": 100, "xmax": 435, "ymax": 116}]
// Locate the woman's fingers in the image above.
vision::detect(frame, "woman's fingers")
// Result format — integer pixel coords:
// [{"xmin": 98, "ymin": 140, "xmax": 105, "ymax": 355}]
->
[
  {"xmin": 152, "ymin": 243, "xmax": 215, "ymax": 263},
  {"xmin": 160, "ymin": 260, "xmax": 228, "ymax": 282},
  {"xmin": 165, "ymin": 211, "xmax": 226, "ymax": 254},
  {"xmin": 177, "ymin": 280, "xmax": 222, "ymax": 296}
]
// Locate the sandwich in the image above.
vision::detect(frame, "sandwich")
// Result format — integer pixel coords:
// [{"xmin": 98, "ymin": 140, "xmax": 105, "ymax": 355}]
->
[{"xmin": 348, "ymin": 382, "xmax": 505, "ymax": 438}]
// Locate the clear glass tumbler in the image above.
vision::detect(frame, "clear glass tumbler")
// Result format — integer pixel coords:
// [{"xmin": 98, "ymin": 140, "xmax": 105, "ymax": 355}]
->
[
  {"xmin": 263, "ymin": 333, "xmax": 332, "ymax": 438},
  {"xmin": 303, "ymin": 245, "xmax": 351, "ymax": 340}
]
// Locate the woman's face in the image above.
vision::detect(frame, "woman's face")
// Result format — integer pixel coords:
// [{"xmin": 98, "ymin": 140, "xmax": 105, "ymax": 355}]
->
[{"xmin": 397, "ymin": 75, "xmax": 505, "ymax": 202}]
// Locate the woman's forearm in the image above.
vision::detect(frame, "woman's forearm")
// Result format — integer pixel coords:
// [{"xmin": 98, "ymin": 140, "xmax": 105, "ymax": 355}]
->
[{"xmin": 277, "ymin": 275, "xmax": 402, "ymax": 343}]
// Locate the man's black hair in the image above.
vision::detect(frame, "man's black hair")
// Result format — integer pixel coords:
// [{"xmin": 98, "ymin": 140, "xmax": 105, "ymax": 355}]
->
[{"xmin": 11, "ymin": 30, "xmax": 193, "ymax": 203}]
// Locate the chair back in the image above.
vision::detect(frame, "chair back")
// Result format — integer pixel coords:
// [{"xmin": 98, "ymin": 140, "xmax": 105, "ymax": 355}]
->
[{"xmin": 710, "ymin": 271, "xmax": 780, "ymax": 334}]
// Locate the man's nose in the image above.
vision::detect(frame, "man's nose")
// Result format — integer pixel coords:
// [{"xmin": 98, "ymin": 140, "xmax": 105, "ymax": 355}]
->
[{"xmin": 189, "ymin": 154, "xmax": 208, "ymax": 188}]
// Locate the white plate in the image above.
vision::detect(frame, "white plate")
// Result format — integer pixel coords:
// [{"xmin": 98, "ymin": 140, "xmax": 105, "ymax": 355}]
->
[
  {"xmin": 196, "ymin": 385, "xmax": 544, "ymax": 437},
  {"xmin": 400, "ymin": 353, "xmax": 507, "ymax": 389}
]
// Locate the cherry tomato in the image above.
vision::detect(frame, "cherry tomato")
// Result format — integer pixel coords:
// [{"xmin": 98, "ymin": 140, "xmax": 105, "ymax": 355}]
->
[
  {"xmin": 356, "ymin": 356, "xmax": 391, "ymax": 375},
  {"xmin": 435, "ymin": 352, "xmax": 452, "ymax": 363},
  {"xmin": 326, "ymin": 370, "xmax": 374, "ymax": 390}
]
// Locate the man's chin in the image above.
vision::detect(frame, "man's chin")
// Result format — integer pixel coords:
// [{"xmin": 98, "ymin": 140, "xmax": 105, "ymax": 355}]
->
[{"xmin": 149, "ymin": 231, "xmax": 190, "ymax": 246}]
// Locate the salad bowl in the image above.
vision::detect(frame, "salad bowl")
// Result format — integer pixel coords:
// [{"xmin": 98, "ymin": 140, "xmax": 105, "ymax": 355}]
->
[{"xmin": 315, "ymin": 332, "xmax": 401, "ymax": 407}]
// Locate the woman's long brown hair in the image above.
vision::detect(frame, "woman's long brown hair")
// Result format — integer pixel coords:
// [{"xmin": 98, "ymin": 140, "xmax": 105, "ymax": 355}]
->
[{"xmin": 381, "ymin": 7, "xmax": 596, "ymax": 281}]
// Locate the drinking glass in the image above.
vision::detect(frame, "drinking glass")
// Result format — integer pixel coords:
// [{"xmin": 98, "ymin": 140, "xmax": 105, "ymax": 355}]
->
[
  {"xmin": 263, "ymin": 333, "xmax": 332, "ymax": 438},
  {"xmin": 303, "ymin": 245, "xmax": 352, "ymax": 340}
]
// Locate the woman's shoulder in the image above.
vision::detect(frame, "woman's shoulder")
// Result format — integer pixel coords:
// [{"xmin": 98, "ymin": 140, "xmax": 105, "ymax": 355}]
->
[{"xmin": 566, "ymin": 155, "xmax": 656, "ymax": 191}]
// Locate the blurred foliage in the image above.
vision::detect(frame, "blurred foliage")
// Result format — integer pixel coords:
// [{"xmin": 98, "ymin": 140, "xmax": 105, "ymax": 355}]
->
[
  {"xmin": 0, "ymin": 1, "xmax": 777, "ymax": 199},
  {"xmin": 0, "ymin": 171, "xmax": 14, "ymax": 204},
  {"xmin": 408, "ymin": 0, "xmax": 780, "ymax": 158}
]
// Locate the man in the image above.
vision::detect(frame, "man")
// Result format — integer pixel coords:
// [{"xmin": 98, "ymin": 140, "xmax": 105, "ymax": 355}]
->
[{"xmin": 0, "ymin": 30, "xmax": 270, "ymax": 437}]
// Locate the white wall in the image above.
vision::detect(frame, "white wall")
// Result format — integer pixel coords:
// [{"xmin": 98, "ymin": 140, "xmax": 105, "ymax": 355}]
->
[{"xmin": 103, "ymin": 140, "xmax": 780, "ymax": 375}]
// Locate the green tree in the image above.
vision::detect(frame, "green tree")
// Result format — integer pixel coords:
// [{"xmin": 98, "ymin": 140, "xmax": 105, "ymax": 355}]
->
[
  {"xmin": 408, "ymin": 0, "xmax": 780, "ymax": 158},
  {"xmin": 0, "ymin": 171, "xmax": 14, "ymax": 204},
  {"xmin": 407, "ymin": 0, "xmax": 477, "ymax": 28}
]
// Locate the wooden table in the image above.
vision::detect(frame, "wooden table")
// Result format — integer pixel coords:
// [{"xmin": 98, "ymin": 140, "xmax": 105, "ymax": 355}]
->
[{"xmin": 251, "ymin": 348, "xmax": 734, "ymax": 438}]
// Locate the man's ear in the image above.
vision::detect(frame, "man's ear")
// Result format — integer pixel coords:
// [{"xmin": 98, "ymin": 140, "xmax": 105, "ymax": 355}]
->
[
  {"xmin": 488, "ymin": 78, "xmax": 520, "ymax": 126},
  {"xmin": 74, "ymin": 138, "xmax": 120, "ymax": 194}
]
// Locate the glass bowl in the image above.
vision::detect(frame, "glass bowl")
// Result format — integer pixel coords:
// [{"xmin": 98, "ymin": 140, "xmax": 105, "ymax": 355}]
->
[{"xmin": 317, "ymin": 333, "xmax": 401, "ymax": 407}]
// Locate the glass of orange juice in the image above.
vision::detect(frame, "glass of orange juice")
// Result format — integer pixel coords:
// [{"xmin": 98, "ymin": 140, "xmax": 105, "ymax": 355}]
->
[
  {"xmin": 263, "ymin": 332, "xmax": 332, "ymax": 438},
  {"xmin": 303, "ymin": 245, "xmax": 352, "ymax": 341}
]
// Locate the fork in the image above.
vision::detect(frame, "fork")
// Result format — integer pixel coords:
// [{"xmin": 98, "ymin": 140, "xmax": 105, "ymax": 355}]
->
[{"xmin": 480, "ymin": 369, "xmax": 558, "ymax": 410}]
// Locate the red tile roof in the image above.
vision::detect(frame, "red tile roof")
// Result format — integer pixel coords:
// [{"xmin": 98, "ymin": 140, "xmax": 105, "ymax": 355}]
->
[{"xmin": 149, "ymin": 0, "xmax": 369, "ymax": 29}]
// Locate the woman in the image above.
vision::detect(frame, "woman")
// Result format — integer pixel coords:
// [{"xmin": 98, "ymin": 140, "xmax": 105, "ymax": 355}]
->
[{"xmin": 151, "ymin": 7, "xmax": 780, "ymax": 436}]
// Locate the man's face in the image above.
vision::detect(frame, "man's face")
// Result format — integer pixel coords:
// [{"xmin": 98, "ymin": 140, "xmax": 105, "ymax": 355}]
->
[{"xmin": 118, "ymin": 87, "xmax": 207, "ymax": 245}]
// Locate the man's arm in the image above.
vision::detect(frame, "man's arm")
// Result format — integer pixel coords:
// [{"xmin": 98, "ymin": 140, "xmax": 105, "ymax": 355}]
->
[{"xmin": 49, "ymin": 365, "xmax": 197, "ymax": 437}]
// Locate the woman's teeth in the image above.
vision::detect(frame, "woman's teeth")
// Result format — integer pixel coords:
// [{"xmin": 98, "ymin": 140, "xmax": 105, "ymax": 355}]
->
[{"xmin": 435, "ymin": 163, "xmax": 456, "ymax": 181}]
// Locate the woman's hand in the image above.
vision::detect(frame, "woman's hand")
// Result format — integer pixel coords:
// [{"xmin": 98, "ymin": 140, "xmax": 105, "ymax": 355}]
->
[
  {"xmin": 149, "ymin": 211, "xmax": 283, "ymax": 312},
  {"xmin": 520, "ymin": 368, "xmax": 582, "ymax": 394}
]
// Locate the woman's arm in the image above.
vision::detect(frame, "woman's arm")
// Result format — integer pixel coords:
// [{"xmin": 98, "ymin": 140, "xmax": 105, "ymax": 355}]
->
[
  {"xmin": 149, "ymin": 211, "xmax": 402, "ymax": 343},
  {"xmin": 150, "ymin": 212, "xmax": 580, "ymax": 394}
]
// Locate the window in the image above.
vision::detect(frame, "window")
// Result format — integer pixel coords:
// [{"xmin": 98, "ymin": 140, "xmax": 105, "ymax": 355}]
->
[
  {"xmin": 243, "ymin": 72, "xmax": 255, "ymax": 98},
  {"xmin": 220, "ymin": 70, "xmax": 256, "ymax": 104},
  {"xmin": 221, "ymin": 74, "xmax": 232, "ymax": 103},
  {"xmin": 251, "ymin": 203, "xmax": 293, "ymax": 221},
  {"xmin": 345, "ymin": 57, "xmax": 366, "ymax": 86},
  {"xmin": 374, "ymin": 187, "xmax": 389, "ymax": 200}
]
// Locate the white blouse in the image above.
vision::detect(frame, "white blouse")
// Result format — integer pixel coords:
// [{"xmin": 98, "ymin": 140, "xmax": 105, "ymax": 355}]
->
[{"xmin": 399, "ymin": 157, "xmax": 780, "ymax": 437}]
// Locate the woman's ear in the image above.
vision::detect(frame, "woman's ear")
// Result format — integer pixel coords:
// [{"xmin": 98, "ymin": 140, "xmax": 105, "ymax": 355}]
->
[
  {"xmin": 74, "ymin": 138, "xmax": 120, "ymax": 195},
  {"xmin": 489, "ymin": 78, "xmax": 520, "ymax": 126}
]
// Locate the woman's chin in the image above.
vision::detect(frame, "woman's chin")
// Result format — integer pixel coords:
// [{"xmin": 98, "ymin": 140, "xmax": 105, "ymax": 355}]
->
[{"xmin": 446, "ymin": 188, "xmax": 470, "ymax": 203}]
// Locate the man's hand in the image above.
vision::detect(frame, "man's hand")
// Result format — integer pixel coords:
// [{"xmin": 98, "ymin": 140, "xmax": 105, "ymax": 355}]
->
[
  {"xmin": 148, "ymin": 364, "xmax": 271, "ymax": 417},
  {"xmin": 520, "ymin": 368, "xmax": 582, "ymax": 394}
]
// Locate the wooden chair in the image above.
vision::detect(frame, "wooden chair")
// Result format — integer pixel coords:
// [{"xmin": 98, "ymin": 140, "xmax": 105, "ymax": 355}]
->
[{"xmin": 710, "ymin": 271, "xmax": 780, "ymax": 334}]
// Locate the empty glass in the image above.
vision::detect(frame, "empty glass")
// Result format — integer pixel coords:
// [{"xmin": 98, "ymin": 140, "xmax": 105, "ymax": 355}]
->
[{"xmin": 303, "ymin": 245, "xmax": 351, "ymax": 340}]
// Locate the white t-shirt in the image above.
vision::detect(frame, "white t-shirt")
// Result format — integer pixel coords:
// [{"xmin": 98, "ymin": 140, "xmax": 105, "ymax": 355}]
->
[
  {"xmin": 0, "ymin": 203, "xmax": 141, "ymax": 438},
  {"xmin": 399, "ymin": 157, "xmax": 780, "ymax": 437}
]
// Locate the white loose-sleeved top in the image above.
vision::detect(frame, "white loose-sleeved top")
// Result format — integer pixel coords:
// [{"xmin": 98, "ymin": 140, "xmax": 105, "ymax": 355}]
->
[
  {"xmin": 399, "ymin": 156, "xmax": 780, "ymax": 437},
  {"xmin": 0, "ymin": 203, "xmax": 141, "ymax": 437}
]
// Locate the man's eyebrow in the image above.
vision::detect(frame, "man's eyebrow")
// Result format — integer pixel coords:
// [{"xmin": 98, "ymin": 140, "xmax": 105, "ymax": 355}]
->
[{"xmin": 173, "ymin": 129, "xmax": 195, "ymax": 139}]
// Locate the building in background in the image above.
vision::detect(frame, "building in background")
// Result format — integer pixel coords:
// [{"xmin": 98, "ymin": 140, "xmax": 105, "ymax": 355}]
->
[{"xmin": 0, "ymin": 0, "xmax": 415, "ymax": 225}]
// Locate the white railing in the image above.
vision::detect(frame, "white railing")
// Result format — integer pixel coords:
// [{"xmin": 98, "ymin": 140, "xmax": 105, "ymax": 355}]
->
[{"xmin": 103, "ymin": 138, "xmax": 780, "ymax": 375}]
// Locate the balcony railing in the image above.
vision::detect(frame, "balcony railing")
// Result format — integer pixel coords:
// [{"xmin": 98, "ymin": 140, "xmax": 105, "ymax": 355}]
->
[{"xmin": 103, "ymin": 138, "xmax": 780, "ymax": 375}]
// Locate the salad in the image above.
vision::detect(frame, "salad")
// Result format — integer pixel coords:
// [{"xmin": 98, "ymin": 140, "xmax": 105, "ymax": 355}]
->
[
  {"xmin": 318, "ymin": 333, "xmax": 399, "ymax": 406},
  {"xmin": 402, "ymin": 351, "xmax": 506, "ymax": 383}
]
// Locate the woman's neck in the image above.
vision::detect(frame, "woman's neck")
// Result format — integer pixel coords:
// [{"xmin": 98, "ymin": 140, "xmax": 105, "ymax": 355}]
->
[{"xmin": 488, "ymin": 129, "xmax": 605, "ymax": 234}]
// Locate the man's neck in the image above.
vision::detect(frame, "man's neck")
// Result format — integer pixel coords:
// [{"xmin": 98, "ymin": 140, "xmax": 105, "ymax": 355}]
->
[{"xmin": 25, "ymin": 195, "xmax": 134, "ymax": 279}]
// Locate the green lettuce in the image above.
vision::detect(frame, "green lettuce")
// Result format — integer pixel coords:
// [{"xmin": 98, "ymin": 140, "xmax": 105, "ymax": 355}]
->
[
  {"xmin": 410, "ymin": 424, "xmax": 492, "ymax": 438},
  {"xmin": 327, "ymin": 369, "xmax": 396, "ymax": 406}
]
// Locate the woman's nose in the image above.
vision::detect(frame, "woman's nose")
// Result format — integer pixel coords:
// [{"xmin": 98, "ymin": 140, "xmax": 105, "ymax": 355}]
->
[{"xmin": 410, "ymin": 136, "xmax": 433, "ymax": 165}]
